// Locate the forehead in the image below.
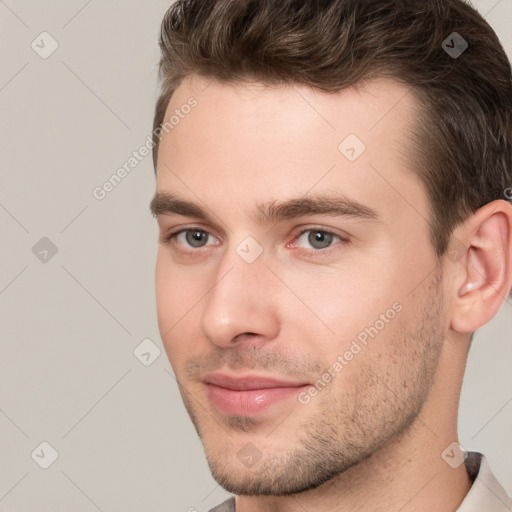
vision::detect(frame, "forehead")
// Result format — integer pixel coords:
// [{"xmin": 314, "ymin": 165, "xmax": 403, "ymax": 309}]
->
[
  {"xmin": 162, "ymin": 74, "xmax": 415, "ymax": 135},
  {"xmin": 155, "ymin": 75, "xmax": 428, "ymax": 226}
]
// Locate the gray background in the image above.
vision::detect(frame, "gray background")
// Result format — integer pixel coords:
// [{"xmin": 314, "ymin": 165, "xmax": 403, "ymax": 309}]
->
[{"xmin": 0, "ymin": 1, "xmax": 511, "ymax": 511}]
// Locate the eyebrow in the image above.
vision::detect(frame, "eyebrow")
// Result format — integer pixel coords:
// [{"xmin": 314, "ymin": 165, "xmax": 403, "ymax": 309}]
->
[{"xmin": 149, "ymin": 192, "xmax": 380, "ymax": 225}]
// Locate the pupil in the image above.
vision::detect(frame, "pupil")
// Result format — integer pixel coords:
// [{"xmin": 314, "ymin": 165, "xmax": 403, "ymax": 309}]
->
[
  {"xmin": 187, "ymin": 230, "xmax": 207, "ymax": 247},
  {"xmin": 309, "ymin": 231, "xmax": 332, "ymax": 249}
]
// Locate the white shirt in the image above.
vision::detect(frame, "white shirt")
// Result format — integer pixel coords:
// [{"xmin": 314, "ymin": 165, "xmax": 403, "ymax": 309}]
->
[{"xmin": 458, "ymin": 452, "xmax": 512, "ymax": 511}]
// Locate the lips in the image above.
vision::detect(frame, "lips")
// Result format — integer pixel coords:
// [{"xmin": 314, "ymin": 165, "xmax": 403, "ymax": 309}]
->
[{"xmin": 203, "ymin": 373, "xmax": 310, "ymax": 415}]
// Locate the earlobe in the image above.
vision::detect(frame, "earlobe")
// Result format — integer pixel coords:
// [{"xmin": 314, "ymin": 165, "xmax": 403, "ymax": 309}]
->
[{"xmin": 450, "ymin": 200, "xmax": 512, "ymax": 334}]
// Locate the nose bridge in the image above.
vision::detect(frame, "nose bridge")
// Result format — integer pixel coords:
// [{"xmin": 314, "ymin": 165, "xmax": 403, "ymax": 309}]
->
[
  {"xmin": 200, "ymin": 238, "xmax": 279, "ymax": 345},
  {"xmin": 214, "ymin": 235, "xmax": 270, "ymax": 300}
]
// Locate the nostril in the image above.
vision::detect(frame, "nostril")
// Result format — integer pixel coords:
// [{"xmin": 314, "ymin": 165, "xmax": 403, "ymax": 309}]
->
[
  {"xmin": 232, "ymin": 332, "xmax": 260, "ymax": 344},
  {"xmin": 234, "ymin": 332, "xmax": 258, "ymax": 339}
]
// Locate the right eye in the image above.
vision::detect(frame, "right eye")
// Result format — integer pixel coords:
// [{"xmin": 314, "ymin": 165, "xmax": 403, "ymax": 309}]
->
[{"xmin": 161, "ymin": 228, "xmax": 219, "ymax": 249}]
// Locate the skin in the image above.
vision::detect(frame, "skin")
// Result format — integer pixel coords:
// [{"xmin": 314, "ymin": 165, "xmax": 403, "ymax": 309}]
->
[{"xmin": 152, "ymin": 75, "xmax": 512, "ymax": 511}]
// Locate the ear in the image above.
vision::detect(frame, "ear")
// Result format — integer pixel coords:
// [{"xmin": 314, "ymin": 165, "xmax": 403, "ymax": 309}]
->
[{"xmin": 449, "ymin": 199, "xmax": 512, "ymax": 334}]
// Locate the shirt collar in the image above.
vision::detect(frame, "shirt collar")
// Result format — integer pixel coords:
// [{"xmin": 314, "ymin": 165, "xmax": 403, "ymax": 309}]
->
[{"xmin": 457, "ymin": 452, "xmax": 512, "ymax": 511}]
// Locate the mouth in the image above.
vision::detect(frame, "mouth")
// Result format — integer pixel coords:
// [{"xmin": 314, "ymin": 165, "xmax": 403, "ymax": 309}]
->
[{"xmin": 203, "ymin": 373, "xmax": 311, "ymax": 416}]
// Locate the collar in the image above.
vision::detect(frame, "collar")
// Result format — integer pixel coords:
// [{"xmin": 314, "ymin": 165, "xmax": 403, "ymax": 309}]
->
[{"xmin": 457, "ymin": 452, "xmax": 512, "ymax": 511}]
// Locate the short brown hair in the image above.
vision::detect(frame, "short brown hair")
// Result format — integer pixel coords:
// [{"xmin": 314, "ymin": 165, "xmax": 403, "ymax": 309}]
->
[{"xmin": 152, "ymin": 0, "xmax": 512, "ymax": 255}]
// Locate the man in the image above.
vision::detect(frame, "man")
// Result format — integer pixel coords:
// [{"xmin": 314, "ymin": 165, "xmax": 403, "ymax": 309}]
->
[{"xmin": 149, "ymin": 0, "xmax": 512, "ymax": 510}]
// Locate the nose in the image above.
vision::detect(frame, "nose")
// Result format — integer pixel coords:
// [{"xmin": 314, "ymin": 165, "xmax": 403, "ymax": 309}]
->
[{"xmin": 199, "ymin": 245, "xmax": 280, "ymax": 348}]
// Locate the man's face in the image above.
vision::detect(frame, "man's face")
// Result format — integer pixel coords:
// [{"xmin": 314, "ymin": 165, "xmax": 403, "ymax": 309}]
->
[{"xmin": 153, "ymin": 76, "xmax": 447, "ymax": 495}]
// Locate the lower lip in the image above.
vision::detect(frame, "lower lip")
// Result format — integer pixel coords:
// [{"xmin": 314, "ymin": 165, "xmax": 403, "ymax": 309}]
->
[{"xmin": 205, "ymin": 383, "xmax": 308, "ymax": 415}]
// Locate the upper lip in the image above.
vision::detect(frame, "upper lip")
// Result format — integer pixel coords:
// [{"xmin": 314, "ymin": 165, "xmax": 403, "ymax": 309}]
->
[{"xmin": 203, "ymin": 373, "xmax": 309, "ymax": 391}]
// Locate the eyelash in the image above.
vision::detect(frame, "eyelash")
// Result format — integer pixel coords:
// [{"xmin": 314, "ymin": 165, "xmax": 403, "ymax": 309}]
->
[{"xmin": 159, "ymin": 227, "xmax": 348, "ymax": 256}]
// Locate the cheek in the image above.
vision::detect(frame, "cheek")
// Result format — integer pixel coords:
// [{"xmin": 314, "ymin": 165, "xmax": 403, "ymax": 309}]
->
[
  {"xmin": 155, "ymin": 253, "xmax": 205, "ymax": 356},
  {"xmin": 155, "ymin": 254, "xmax": 178, "ymax": 331},
  {"xmin": 274, "ymin": 261, "xmax": 412, "ymax": 379},
  {"xmin": 279, "ymin": 264, "xmax": 393, "ymax": 344}
]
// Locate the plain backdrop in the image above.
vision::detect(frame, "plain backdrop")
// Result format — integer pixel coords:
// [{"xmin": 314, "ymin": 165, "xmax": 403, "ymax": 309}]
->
[{"xmin": 0, "ymin": 1, "xmax": 511, "ymax": 510}]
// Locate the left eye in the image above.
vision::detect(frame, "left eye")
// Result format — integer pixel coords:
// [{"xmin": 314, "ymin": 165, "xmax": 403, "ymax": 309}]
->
[
  {"xmin": 296, "ymin": 230, "xmax": 341, "ymax": 250},
  {"xmin": 176, "ymin": 229, "xmax": 217, "ymax": 248}
]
